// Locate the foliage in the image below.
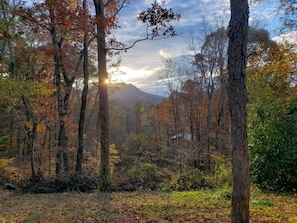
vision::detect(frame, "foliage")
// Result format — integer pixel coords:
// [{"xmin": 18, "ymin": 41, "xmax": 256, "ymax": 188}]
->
[
  {"xmin": 279, "ymin": 0, "xmax": 297, "ymax": 32},
  {"xmin": 248, "ymin": 43, "xmax": 297, "ymax": 192},
  {"xmin": 249, "ymin": 97, "xmax": 297, "ymax": 192},
  {"xmin": 128, "ymin": 163, "xmax": 159, "ymax": 183},
  {"xmin": 168, "ymin": 168, "xmax": 205, "ymax": 191},
  {"xmin": 0, "ymin": 158, "xmax": 30, "ymax": 184},
  {"xmin": 205, "ymin": 155, "xmax": 232, "ymax": 188},
  {"xmin": 138, "ymin": 1, "xmax": 181, "ymax": 38},
  {"xmin": 251, "ymin": 199, "xmax": 274, "ymax": 207},
  {"xmin": 109, "ymin": 143, "xmax": 121, "ymax": 175}
]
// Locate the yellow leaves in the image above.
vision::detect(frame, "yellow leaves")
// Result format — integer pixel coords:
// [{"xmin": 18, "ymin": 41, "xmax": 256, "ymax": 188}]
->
[
  {"xmin": 0, "ymin": 158, "xmax": 13, "ymax": 169},
  {"xmin": 248, "ymin": 42, "xmax": 297, "ymax": 100},
  {"xmin": 289, "ymin": 216, "xmax": 297, "ymax": 223},
  {"xmin": 68, "ymin": 0, "xmax": 78, "ymax": 10},
  {"xmin": 110, "ymin": 143, "xmax": 121, "ymax": 175},
  {"xmin": 0, "ymin": 158, "xmax": 30, "ymax": 183}
]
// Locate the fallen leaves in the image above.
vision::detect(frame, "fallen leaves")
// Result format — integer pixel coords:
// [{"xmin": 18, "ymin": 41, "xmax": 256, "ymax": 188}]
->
[{"xmin": 0, "ymin": 188, "xmax": 296, "ymax": 223}]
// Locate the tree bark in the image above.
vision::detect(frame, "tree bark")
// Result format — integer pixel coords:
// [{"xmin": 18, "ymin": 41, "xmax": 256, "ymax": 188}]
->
[
  {"xmin": 228, "ymin": 0, "xmax": 250, "ymax": 222},
  {"xmin": 94, "ymin": 0, "xmax": 110, "ymax": 191},
  {"xmin": 48, "ymin": 3, "xmax": 78, "ymax": 175},
  {"xmin": 205, "ymin": 85, "xmax": 213, "ymax": 172},
  {"xmin": 76, "ymin": 0, "xmax": 89, "ymax": 174},
  {"xmin": 215, "ymin": 75, "xmax": 229, "ymax": 153},
  {"xmin": 22, "ymin": 96, "xmax": 38, "ymax": 178}
]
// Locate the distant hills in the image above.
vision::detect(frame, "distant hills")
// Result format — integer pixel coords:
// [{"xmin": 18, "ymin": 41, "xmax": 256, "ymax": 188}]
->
[{"xmin": 109, "ymin": 83, "xmax": 164, "ymax": 104}]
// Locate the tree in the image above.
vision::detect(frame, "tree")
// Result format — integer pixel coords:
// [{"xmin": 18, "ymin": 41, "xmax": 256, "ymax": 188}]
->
[
  {"xmin": 158, "ymin": 57, "xmax": 186, "ymax": 160},
  {"xmin": 279, "ymin": 0, "xmax": 297, "ymax": 33},
  {"xmin": 227, "ymin": 0, "xmax": 250, "ymax": 222},
  {"xmin": 75, "ymin": 0, "xmax": 91, "ymax": 174},
  {"xmin": 0, "ymin": 0, "xmax": 58, "ymax": 179},
  {"xmin": 193, "ymin": 27, "xmax": 228, "ymax": 172},
  {"xmin": 23, "ymin": 0, "xmax": 89, "ymax": 175},
  {"xmin": 93, "ymin": 0, "xmax": 111, "ymax": 191},
  {"xmin": 248, "ymin": 42, "xmax": 297, "ymax": 192},
  {"xmin": 92, "ymin": 0, "xmax": 180, "ymax": 191}
]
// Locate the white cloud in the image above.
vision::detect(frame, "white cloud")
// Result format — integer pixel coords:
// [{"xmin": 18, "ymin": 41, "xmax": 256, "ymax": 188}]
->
[
  {"xmin": 272, "ymin": 30, "xmax": 297, "ymax": 43},
  {"xmin": 110, "ymin": 0, "xmax": 279, "ymax": 95},
  {"xmin": 159, "ymin": 49, "xmax": 171, "ymax": 58}
]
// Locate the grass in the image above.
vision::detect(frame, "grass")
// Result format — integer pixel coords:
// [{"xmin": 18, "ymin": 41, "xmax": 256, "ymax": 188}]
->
[{"xmin": 0, "ymin": 187, "xmax": 296, "ymax": 223}]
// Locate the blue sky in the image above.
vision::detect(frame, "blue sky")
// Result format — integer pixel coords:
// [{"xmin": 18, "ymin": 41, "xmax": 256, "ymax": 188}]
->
[{"xmin": 108, "ymin": 0, "xmax": 281, "ymax": 95}]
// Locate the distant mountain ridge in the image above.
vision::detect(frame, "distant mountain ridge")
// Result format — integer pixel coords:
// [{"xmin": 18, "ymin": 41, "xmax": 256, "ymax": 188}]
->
[{"xmin": 109, "ymin": 83, "xmax": 164, "ymax": 104}]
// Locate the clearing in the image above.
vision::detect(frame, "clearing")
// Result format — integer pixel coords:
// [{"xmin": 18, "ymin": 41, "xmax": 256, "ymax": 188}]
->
[{"xmin": 0, "ymin": 187, "xmax": 296, "ymax": 223}]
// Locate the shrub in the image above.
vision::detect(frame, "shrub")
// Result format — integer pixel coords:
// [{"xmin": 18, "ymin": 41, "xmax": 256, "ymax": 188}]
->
[
  {"xmin": 205, "ymin": 156, "xmax": 231, "ymax": 188},
  {"xmin": 168, "ymin": 169, "xmax": 205, "ymax": 191},
  {"xmin": 249, "ymin": 100, "xmax": 297, "ymax": 192},
  {"xmin": 128, "ymin": 163, "xmax": 159, "ymax": 182}
]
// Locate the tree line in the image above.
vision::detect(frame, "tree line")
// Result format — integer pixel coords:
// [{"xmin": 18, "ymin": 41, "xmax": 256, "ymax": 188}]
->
[{"xmin": 0, "ymin": 0, "xmax": 180, "ymax": 191}]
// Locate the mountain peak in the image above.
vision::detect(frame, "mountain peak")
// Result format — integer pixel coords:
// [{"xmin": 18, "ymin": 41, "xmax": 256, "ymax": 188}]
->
[{"xmin": 109, "ymin": 83, "xmax": 164, "ymax": 103}]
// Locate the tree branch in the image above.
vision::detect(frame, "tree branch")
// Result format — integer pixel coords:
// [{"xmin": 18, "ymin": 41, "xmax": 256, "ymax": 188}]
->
[
  {"xmin": 112, "ymin": 0, "xmax": 128, "ymax": 18},
  {"xmin": 107, "ymin": 34, "xmax": 179, "ymax": 51},
  {"xmin": 104, "ymin": 0, "xmax": 114, "ymax": 8}
]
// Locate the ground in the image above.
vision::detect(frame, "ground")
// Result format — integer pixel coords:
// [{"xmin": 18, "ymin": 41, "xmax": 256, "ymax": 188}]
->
[{"xmin": 0, "ymin": 187, "xmax": 296, "ymax": 223}]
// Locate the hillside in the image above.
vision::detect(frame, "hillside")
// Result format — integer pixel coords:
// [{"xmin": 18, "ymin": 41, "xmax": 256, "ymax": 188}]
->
[{"xmin": 109, "ymin": 83, "xmax": 164, "ymax": 104}]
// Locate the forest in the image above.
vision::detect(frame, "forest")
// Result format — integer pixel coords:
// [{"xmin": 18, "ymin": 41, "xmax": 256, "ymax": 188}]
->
[{"xmin": 0, "ymin": 0, "xmax": 297, "ymax": 222}]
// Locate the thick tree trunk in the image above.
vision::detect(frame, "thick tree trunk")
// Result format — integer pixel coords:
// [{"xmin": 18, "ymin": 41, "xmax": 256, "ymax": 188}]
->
[
  {"xmin": 94, "ymin": 0, "xmax": 110, "ymax": 191},
  {"xmin": 228, "ymin": 0, "xmax": 250, "ymax": 222}
]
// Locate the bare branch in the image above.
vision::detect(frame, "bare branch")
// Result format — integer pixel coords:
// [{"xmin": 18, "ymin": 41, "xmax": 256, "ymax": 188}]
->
[
  {"xmin": 113, "ymin": 0, "xmax": 129, "ymax": 17},
  {"xmin": 107, "ymin": 34, "xmax": 179, "ymax": 51},
  {"xmin": 104, "ymin": 0, "xmax": 114, "ymax": 8}
]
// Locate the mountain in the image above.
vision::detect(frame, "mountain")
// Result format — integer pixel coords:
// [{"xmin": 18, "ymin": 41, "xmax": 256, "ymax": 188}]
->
[{"xmin": 109, "ymin": 83, "xmax": 164, "ymax": 104}]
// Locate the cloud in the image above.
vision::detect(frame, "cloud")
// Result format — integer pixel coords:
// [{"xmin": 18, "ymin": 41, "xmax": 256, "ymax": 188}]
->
[
  {"xmin": 273, "ymin": 30, "xmax": 297, "ymax": 43},
  {"xmin": 159, "ymin": 49, "xmax": 171, "ymax": 58},
  {"xmin": 110, "ymin": 0, "xmax": 280, "ymax": 95}
]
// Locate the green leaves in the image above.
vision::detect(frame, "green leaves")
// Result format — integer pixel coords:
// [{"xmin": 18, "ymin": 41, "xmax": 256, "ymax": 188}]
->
[{"xmin": 248, "ymin": 42, "xmax": 297, "ymax": 192}]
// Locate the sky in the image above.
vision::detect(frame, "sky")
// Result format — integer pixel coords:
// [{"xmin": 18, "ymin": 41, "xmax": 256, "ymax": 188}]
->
[{"xmin": 108, "ymin": 0, "xmax": 281, "ymax": 96}]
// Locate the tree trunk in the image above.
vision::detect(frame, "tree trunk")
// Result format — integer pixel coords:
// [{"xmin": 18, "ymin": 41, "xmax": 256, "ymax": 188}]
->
[
  {"xmin": 134, "ymin": 102, "xmax": 141, "ymax": 134},
  {"xmin": 22, "ymin": 96, "xmax": 38, "ymax": 178},
  {"xmin": 76, "ymin": 0, "xmax": 89, "ymax": 174},
  {"xmin": 205, "ymin": 91, "xmax": 213, "ymax": 172},
  {"xmin": 49, "ymin": 6, "xmax": 79, "ymax": 175},
  {"xmin": 8, "ymin": 109, "xmax": 14, "ymax": 157},
  {"xmin": 170, "ymin": 92, "xmax": 181, "ymax": 160},
  {"xmin": 47, "ymin": 125, "xmax": 52, "ymax": 176},
  {"xmin": 94, "ymin": 0, "xmax": 110, "ymax": 191},
  {"xmin": 50, "ymin": 22, "xmax": 68, "ymax": 175},
  {"xmin": 215, "ymin": 75, "xmax": 228, "ymax": 153},
  {"xmin": 228, "ymin": 0, "xmax": 250, "ymax": 222}
]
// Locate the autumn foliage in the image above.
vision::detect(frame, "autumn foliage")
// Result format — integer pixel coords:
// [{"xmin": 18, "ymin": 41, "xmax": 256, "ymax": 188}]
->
[{"xmin": 0, "ymin": 0, "xmax": 296, "ymax": 197}]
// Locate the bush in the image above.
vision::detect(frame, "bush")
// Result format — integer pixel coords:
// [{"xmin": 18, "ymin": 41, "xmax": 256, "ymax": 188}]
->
[
  {"xmin": 168, "ymin": 169, "xmax": 205, "ymax": 191},
  {"xmin": 205, "ymin": 156, "xmax": 231, "ymax": 188},
  {"xmin": 128, "ymin": 163, "xmax": 159, "ymax": 182},
  {"xmin": 249, "ymin": 100, "xmax": 297, "ymax": 192},
  {"xmin": 126, "ymin": 163, "xmax": 160, "ymax": 190},
  {"xmin": 0, "ymin": 158, "xmax": 30, "ymax": 184}
]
